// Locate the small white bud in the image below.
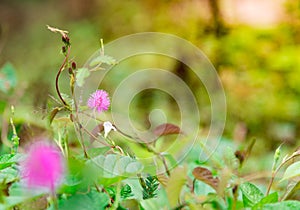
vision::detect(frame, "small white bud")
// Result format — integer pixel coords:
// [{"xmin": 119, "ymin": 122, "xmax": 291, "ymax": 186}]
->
[{"xmin": 103, "ymin": 121, "xmax": 116, "ymax": 138}]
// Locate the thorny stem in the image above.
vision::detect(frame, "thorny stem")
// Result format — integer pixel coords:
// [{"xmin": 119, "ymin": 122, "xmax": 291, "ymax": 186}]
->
[{"xmin": 266, "ymin": 151, "xmax": 300, "ymax": 195}]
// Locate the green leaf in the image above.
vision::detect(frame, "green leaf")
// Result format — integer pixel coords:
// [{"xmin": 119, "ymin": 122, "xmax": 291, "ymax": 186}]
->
[
  {"xmin": 86, "ymin": 147, "xmax": 111, "ymax": 158},
  {"xmin": 0, "ymin": 100, "xmax": 6, "ymax": 114},
  {"xmin": 240, "ymin": 182, "xmax": 264, "ymax": 207},
  {"xmin": 262, "ymin": 200, "xmax": 300, "ymax": 210},
  {"xmin": 49, "ymin": 107, "xmax": 61, "ymax": 124},
  {"xmin": 224, "ymin": 146, "xmax": 239, "ymax": 170},
  {"xmin": 126, "ymin": 162, "xmax": 143, "ymax": 174},
  {"xmin": 121, "ymin": 184, "xmax": 133, "ymax": 199},
  {"xmin": 76, "ymin": 67, "xmax": 90, "ymax": 87},
  {"xmin": 87, "ymin": 154, "xmax": 143, "ymax": 186},
  {"xmin": 89, "ymin": 55, "xmax": 116, "ymax": 67},
  {"xmin": 281, "ymin": 181, "xmax": 300, "ymax": 200},
  {"xmin": 0, "ymin": 62, "xmax": 17, "ymax": 93},
  {"xmin": 281, "ymin": 161, "xmax": 300, "ymax": 181},
  {"xmin": 142, "ymin": 176, "xmax": 159, "ymax": 199},
  {"xmin": 140, "ymin": 188, "xmax": 169, "ymax": 210},
  {"xmin": 49, "ymin": 190, "xmax": 109, "ymax": 210},
  {"xmin": 61, "ymin": 93, "xmax": 74, "ymax": 106},
  {"xmin": 252, "ymin": 192, "xmax": 278, "ymax": 210},
  {"xmin": 0, "ymin": 167, "xmax": 19, "ymax": 184},
  {"xmin": 0, "ymin": 154, "xmax": 15, "ymax": 169},
  {"xmin": 166, "ymin": 166, "xmax": 187, "ymax": 208}
]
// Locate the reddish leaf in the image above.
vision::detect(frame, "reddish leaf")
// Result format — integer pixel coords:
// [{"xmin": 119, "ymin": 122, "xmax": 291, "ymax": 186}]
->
[
  {"xmin": 90, "ymin": 123, "xmax": 104, "ymax": 141},
  {"xmin": 153, "ymin": 123, "xmax": 181, "ymax": 137},
  {"xmin": 192, "ymin": 167, "xmax": 219, "ymax": 191},
  {"xmin": 235, "ymin": 138, "xmax": 256, "ymax": 166},
  {"xmin": 49, "ymin": 107, "xmax": 60, "ymax": 124}
]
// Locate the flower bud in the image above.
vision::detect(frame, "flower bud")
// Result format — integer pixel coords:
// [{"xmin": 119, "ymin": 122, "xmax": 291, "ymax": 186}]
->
[
  {"xmin": 71, "ymin": 61, "xmax": 76, "ymax": 70},
  {"xmin": 62, "ymin": 35, "xmax": 70, "ymax": 45},
  {"xmin": 62, "ymin": 46, "xmax": 66, "ymax": 54},
  {"xmin": 68, "ymin": 67, "xmax": 73, "ymax": 75}
]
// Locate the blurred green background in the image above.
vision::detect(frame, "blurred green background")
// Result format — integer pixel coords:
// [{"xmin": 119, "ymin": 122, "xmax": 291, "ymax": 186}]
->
[{"xmin": 1, "ymin": 0, "xmax": 300, "ymax": 155}]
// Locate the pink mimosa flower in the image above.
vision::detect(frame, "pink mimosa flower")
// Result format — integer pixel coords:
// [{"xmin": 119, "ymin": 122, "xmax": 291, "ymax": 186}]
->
[
  {"xmin": 87, "ymin": 89, "xmax": 110, "ymax": 113},
  {"xmin": 20, "ymin": 141, "xmax": 65, "ymax": 192}
]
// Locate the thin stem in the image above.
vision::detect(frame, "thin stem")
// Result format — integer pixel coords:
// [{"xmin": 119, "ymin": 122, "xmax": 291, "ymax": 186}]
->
[
  {"xmin": 112, "ymin": 180, "xmax": 121, "ymax": 210},
  {"xmin": 266, "ymin": 152, "xmax": 300, "ymax": 195},
  {"xmin": 159, "ymin": 154, "xmax": 170, "ymax": 176},
  {"xmin": 76, "ymin": 122, "xmax": 88, "ymax": 158},
  {"xmin": 55, "ymin": 46, "xmax": 71, "ymax": 106}
]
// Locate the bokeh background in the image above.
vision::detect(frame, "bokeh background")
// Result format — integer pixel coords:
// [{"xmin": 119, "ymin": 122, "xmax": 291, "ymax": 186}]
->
[{"xmin": 1, "ymin": 0, "xmax": 300, "ymax": 162}]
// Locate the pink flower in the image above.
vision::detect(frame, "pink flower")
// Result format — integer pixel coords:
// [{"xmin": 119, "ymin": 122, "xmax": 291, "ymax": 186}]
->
[
  {"xmin": 20, "ymin": 141, "xmax": 65, "ymax": 192},
  {"xmin": 87, "ymin": 89, "xmax": 110, "ymax": 113}
]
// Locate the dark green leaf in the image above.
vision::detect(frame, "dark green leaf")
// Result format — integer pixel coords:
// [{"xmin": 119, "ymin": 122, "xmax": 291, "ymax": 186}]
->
[
  {"xmin": 121, "ymin": 184, "xmax": 133, "ymax": 199},
  {"xmin": 142, "ymin": 176, "xmax": 159, "ymax": 199}
]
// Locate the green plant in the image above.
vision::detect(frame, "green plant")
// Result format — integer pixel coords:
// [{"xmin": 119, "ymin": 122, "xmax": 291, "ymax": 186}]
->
[{"xmin": 1, "ymin": 27, "xmax": 300, "ymax": 210}]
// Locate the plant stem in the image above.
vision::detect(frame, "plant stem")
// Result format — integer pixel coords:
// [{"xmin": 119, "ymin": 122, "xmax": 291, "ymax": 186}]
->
[
  {"xmin": 55, "ymin": 46, "xmax": 70, "ymax": 106},
  {"xmin": 266, "ymin": 152, "xmax": 300, "ymax": 195},
  {"xmin": 112, "ymin": 180, "xmax": 121, "ymax": 210}
]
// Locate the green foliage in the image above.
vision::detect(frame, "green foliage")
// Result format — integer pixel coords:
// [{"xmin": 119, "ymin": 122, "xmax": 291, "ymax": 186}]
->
[
  {"xmin": 0, "ymin": 166, "xmax": 18, "ymax": 184},
  {"xmin": 240, "ymin": 182, "xmax": 264, "ymax": 207},
  {"xmin": 87, "ymin": 154, "xmax": 144, "ymax": 186},
  {"xmin": 121, "ymin": 184, "xmax": 133, "ymax": 199},
  {"xmin": 89, "ymin": 54, "xmax": 117, "ymax": 67},
  {"xmin": 262, "ymin": 200, "xmax": 300, "ymax": 210},
  {"xmin": 2, "ymin": 20, "xmax": 300, "ymax": 209},
  {"xmin": 166, "ymin": 166, "xmax": 187, "ymax": 208},
  {"xmin": 76, "ymin": 67, "xmax": 90, "ymax": 87},
  {"xmin": 141, "ymin": 175, "xmax": 159, "ymax": 200},
  {"xmin": 0, "ymin": 153, "xmax": 22, "ymax": 170},
  {"xmin": 281, "ymin": 161, "xmax": 300, "ymax": 181},
  {"xmin": 252, "ymin": 192, "xmax": 278, "ymax": 210},
  {"xmin": 0, "ymin": 62, "xmax": 17, "ymax": 94},
  {"xmin": 49, "ymin": 190, "xmax": 110, "ymax": 210}
]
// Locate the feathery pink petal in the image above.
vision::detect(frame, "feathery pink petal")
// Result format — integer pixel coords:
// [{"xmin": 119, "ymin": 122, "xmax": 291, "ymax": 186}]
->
[
  {"xmin": 20, "ymin": 141, "xmax": 65, "ymax": 191},
  {"xmin": 87, "ymin": 89, "xmax": 110, "ymax": 113}
]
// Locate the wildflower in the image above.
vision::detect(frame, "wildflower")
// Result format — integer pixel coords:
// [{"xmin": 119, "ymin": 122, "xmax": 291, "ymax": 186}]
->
[
  {"xmin": 103, "ymin": 121, "xmax": 117, "ymax": 138},
  {"xmin": 87, "ymin": 89, "xmax": 110, "ymax": 113},
  {"xmin": 20, "ymin": 141, "xmax": 65, "ymax": 192}
]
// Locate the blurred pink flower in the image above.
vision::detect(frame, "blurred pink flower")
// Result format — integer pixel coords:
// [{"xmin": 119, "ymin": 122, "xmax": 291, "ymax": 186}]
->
[
  {"xmin": 87, "ymin": 89, "xmax": 110, "ymax": 113},
  {"xmin": 20, "ymin": 141, "xmax": 65, "ymax": 192}
]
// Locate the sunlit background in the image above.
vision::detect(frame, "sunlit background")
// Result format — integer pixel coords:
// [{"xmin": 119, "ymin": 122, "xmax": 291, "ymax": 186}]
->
[{"xmin": 1, "ymin": 0, "xmax": 300, "ymax": 164}]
